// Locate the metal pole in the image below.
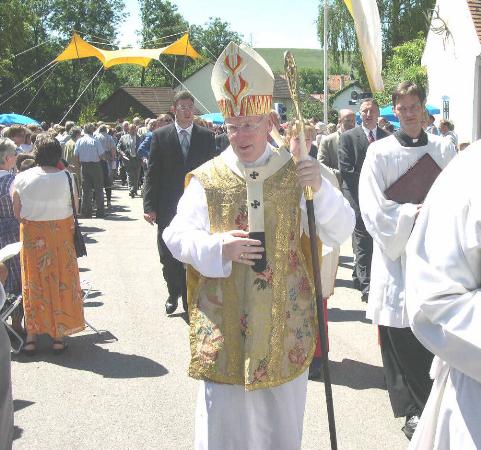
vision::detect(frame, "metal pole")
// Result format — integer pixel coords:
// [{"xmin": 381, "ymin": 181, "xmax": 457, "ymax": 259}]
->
[{"xmin": 323, "ymin": 0, "xmax": 329, "ymax": 125}]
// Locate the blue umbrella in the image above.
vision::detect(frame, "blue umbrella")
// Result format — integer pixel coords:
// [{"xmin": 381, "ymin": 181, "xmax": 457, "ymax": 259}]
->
[
  {"xmin": 0, "ymin": 113, "xmax": 40, "ymax": 126},
  {"xmin": 378, "ymin": 104, "xmax": 441, "ymax": 122},
  {"xmin": 200, "ymin": 112, "xmax": 224, "ymax": 124}
]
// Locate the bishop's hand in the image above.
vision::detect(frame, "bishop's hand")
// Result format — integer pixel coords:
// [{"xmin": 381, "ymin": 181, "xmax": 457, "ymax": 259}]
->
[{"xmin": 221, "ymin": 230, "xmax": 264, "ymax": 266}]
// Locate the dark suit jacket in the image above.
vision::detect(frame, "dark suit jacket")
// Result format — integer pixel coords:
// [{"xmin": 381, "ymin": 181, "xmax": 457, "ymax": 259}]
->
[
  {"xmin": 143, "ymin": 123, "xmax": 216, "ymax": 228},
  {"xmin": 338, "ymin": 126, "xmax": 389, "ymax": 216}
]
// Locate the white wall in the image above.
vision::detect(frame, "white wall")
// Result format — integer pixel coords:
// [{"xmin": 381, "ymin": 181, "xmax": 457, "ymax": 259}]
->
[
  {"xmin": 175, "ymin": 63, "xmax": 217, "ymax": 114},
  {"xmin": 423, "ymin": 0, "xmax": 481, "ymax": 142},
  {"xmin": 332, "ymin": 85, "xmax": 363, "ymax": 113}
]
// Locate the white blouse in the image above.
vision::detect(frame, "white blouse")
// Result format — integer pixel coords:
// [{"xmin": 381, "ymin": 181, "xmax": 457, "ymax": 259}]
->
[{"xmin": 14, "ymin": 167, "xmax": 76, "ymax": 221}]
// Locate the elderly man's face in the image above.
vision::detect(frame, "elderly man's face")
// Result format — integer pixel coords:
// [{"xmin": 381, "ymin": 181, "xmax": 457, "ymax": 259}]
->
[
  {"xmin": 129, "ymin": 124, "xmax": 137, "ymax": 135},
  {"xmin": 122, "ymin": 122, "xmax": 129, "ymax": 132},
  {"xmin": 360, "ymin": 100, "xmax": 379, "ymax": 130},
  {"xmin": 339, "ymin": 111, "xmax": 356, "ymax": 132},
  {"xmin": 225, "ymin": 115, "xmax": 272, "ymax": 163}
]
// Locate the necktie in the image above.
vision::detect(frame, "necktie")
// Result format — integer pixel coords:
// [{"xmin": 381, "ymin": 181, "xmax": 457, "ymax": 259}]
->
[
  {"xmin": 368, "ymin": 130, "xmax": 375, "ymax": 144},
  {"xmin": 180, "ymin": 130, "xmax": 189, "ymax": 159}
]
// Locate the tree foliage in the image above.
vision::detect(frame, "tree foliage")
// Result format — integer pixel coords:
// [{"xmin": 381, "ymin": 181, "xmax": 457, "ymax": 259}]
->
[
  {"xmin": 317, "ymin": 0, "xmax": 436, "ymax": 83},
  {"xmin": 138, "ymin": 0, "xmax": 189, "ymax": 87},
  {"xmin": 0, "ymin": 0, "xmax": 129, "ymax": 122},
  {"xmin": 190, "ymin": 17, "xmax": 243, "ymax": 62},
  {"xmin": 1, "ymin": 0, "xmax": 244, "ymax": 122},
  {"xmin": 374, "ymin": 36, "xmax": 428, "ymax": 106}
]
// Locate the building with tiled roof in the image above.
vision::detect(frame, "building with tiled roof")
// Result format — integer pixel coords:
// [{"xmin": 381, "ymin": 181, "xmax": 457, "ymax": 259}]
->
[{"xmin": 423, "ymin": 0, "xmax": 481, "ymax": 142}]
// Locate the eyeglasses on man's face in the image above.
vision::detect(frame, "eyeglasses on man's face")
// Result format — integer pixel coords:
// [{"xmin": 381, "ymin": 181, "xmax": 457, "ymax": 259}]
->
[
  {"xmin": 225, "ymin": 117, "xmax": 265, "ymax": 136},
  {"xmin": 176, "ymin": 104, "xmax": 195, "ymax": 111}
]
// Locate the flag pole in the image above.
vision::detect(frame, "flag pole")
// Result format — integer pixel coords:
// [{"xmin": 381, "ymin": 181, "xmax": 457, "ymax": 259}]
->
[{"xmin": 323, "ymin": 0, "xmax": 329, "ymax": 125}]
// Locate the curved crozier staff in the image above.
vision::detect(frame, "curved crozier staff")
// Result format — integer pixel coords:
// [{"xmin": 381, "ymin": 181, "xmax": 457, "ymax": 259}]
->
[{"xmin": 284, "ymin": 50, "xmax": 338, "ymax": 450}]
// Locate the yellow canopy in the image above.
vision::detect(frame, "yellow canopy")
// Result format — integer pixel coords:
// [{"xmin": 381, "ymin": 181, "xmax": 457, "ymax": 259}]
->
[{"xmin": 55, "ymin": 32, "xmax": 201, "ymax": 68}]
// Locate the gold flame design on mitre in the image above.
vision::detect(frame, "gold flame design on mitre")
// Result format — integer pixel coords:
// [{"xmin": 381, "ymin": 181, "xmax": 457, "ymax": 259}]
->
[{"xmin": 212, "ymin": 42, "xmax": 274, "ymax": 118}]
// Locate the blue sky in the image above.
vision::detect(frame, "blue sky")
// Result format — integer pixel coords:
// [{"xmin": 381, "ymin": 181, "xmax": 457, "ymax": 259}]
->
[{"xmin": 119, "ymin": 0, "xmax": 322, "ymax": 49}]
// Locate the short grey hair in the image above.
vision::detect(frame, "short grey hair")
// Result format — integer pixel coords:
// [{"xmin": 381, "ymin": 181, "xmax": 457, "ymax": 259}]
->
[
  {"xmin": 70, "ymin": 126, "xmax": 82, "ymax": 138},
  {"xmin": 0, "ymin": 138, "xmax": 17, "ymax": 165},
  {"xmin": 83, "ymin": 123, "xmax": 96, "ymax": 134}
]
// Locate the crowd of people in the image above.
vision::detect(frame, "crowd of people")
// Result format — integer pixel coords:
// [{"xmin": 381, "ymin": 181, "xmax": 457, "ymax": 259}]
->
[{"xmin": 0, "ymin": 41, "xmax": 479, "ymax": 450}]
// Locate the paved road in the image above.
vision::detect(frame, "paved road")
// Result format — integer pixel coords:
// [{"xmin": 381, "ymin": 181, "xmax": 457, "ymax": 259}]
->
[{"xmin": 11, "ymin": 185, "xmax": 408, "ymax": 450}]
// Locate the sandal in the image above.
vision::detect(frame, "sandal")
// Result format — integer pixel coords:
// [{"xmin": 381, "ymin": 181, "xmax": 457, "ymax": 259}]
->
[
  {"xmin": 52, "ymin": 340, "xmax": 68, "ymax": 355},
  {"xmin": 23, "ymin": 340, "xmax": 37, "ymax": 356}
]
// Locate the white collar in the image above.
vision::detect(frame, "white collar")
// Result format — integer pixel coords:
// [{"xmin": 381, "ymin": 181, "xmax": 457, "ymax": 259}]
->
[
  {"xmin": 361, "ymin": 124, "xmax": 377, "ymax": 137},
  {"xmin": 175, "ymin": 122, "xmax": 193, "ymax": 134}
]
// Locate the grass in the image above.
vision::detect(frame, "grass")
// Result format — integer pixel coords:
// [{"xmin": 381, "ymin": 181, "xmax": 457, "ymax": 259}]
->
[{"xmin": 254, "ymin": 48, "xmax": 350, "ymax": 73}]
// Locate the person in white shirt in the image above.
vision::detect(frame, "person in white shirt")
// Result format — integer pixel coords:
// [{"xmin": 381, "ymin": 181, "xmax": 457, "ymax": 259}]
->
[
  {"xmin": 405, "ymin": 139, "xmax": 481, "ymax": 450},
  {"xmin": 163, "ymin": 42, "xmax": 354, "ymax": 450},
  {"xmin": 358, "ymin": 81, "xmax": 456, "ymax": 440}
]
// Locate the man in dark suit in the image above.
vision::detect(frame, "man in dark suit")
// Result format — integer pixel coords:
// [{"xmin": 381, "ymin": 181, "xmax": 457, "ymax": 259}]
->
[
  {"xmin": 338, "ymin": 98, "xmax": 388, "ymax": 302},
  {"xmin": 143, "ymin": 91, "xmax": 216, "ymax": 315}
]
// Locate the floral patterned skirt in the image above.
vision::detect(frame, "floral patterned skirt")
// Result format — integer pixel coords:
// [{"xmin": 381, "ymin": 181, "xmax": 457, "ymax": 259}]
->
[{"xmin": 20, "ymin": 216, "xmax": 84, "ymax": 339}]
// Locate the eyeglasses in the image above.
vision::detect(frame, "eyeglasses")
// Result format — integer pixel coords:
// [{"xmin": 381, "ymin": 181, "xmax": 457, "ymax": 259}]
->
[
  {"xmin": 176, "ymin": 105, "xmax": 194, "ymax": 111},
  {"xmin": 225, "ymin": 117, "xmax": 265, "ymax": 136}
]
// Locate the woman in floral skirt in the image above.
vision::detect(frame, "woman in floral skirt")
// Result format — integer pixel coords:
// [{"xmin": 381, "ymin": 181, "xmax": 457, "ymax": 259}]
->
[{"xmin": 13, "ymin": 134, "xmax": 84, "ymax": 355}]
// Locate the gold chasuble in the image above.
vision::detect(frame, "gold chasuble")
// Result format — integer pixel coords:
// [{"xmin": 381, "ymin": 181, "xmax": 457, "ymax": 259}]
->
[{"xmin": 185, "ymin": 148, "xmax": 320, "ymax": 391}]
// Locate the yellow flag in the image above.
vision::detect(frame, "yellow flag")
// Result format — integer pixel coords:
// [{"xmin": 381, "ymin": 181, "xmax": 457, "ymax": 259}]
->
[{"xmin": 343, "ymin": 0, "xmax": 384, "ymax": 92}]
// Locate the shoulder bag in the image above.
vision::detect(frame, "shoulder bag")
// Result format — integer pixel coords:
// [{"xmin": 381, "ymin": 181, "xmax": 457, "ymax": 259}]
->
[{"xmin": 65, "ymin": 171, "xmax": 87, "ymax": 258}]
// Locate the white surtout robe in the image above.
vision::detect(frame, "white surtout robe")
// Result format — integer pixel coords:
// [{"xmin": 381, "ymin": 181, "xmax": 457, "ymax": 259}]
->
[
  {"xmin": 406, "ymin": 141, "xmax": 481, "ymax": 449},
  {"xmin": 163, "ymin": 144, "xmax": 355, "ymax": 450},
  {"xmin": 358, "ymin": 134, "xmax": 456, "ymax": 327}
]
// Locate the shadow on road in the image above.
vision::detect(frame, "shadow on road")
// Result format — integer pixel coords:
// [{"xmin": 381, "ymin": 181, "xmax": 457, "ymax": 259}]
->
[
  {"xmin": 14, "ymin": 399, "xmax": 35, "ymax": 412},
  {"xmin": 329, "ymin": 307, "xmax": 370, "ymax": 324},
  {"xmin": 339, "ymin": 255, "xmax": 354, "ymax": 263},
  {"xmin": 12, "ymin": 333, "xmax": 168, "ymax": 379},
  {"xmin": 313, "ymin": 358, "xmax": 386, "ymax": 390},
  {"xmin": 84, "ymin": 301, "xmax": 104, "ymax": 308},
  {"xmin": 169, "ymin": 311, "xmax": 189, "ymax": 325},
  {"xmin": 334, "ymin": 279, "xmax": 357, "ymax": 289},
  {"xmin": 338, "ymin": 255, "xmax": 354, "ymax": 270},
  {"xmin": 13, "ymin": 426, "xmax": 23, "ymax": 440},
  {"xmin": 79, "ymin": 226, "xmax": 105, "ymax": 233},
  {"xmin": 103, "ymin": 214, "xmax": 138, "ymax": 222}
]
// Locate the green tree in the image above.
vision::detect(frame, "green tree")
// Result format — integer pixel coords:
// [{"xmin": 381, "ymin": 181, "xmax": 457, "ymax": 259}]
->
[
  {"xmin": 1, "ymin": 0, "xmax": 129, "ymax": 122},
  {"xmin": 190, "ymin": 17, "xmax": 243, "ymax": 62},
  {"xmin": 138, "ymin": 0, "xmax": 189, "ymax": 87},
  {"xmin": 298, "ymin": 69, "xmax": 324, "ymax": 94},
  {"xmin": 374, "ymin": 36, "xmax": 428, "ymax": 106},
  {"xmin": 317, "ymin": 0, "xmax": 436, "ymax": 81}
]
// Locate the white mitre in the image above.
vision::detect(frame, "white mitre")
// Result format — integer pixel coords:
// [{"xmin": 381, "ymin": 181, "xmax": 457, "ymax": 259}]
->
[{"xmin": 211, "ymin": 42, "xmax": 275, "ymax": 118}]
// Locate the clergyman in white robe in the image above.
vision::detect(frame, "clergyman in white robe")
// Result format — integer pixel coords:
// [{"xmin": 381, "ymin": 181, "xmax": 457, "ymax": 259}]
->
[
  {"xmin": 163, "ymin": 144, "xmax": 355, "ymax": 450},
  {"xmin": 406, "ymin": 140, "xmax": 481, "ymax": 449}
]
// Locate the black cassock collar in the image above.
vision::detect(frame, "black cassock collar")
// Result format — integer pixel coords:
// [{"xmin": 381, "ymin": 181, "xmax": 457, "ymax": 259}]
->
[{"xmin": 394, "ymin": 129, "xmax": 428, "ymax": 147}]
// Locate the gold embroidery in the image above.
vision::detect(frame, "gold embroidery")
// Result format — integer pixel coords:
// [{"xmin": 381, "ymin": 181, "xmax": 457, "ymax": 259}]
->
[{"xmin": 186, "ymin": 155, "xmax": 320, "ymax": 390}]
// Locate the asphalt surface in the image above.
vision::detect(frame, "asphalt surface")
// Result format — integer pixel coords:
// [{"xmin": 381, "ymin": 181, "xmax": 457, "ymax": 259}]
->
[{"xmin": 10, "ymin": 184, "xmax": 409, "ymax": 450}]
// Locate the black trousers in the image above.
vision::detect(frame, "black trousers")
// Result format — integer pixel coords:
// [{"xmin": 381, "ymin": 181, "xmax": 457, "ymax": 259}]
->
[
  {"xmin": 352, "ymin": 216, "xmax": 373, "ymax": 297},
  {"xmin": 157, "ymin": 226, "xmax": 186, "ymax": 300},
  {"xmin": 379, "ymin": 325, "xmax": 434, "ymax": 418}
]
